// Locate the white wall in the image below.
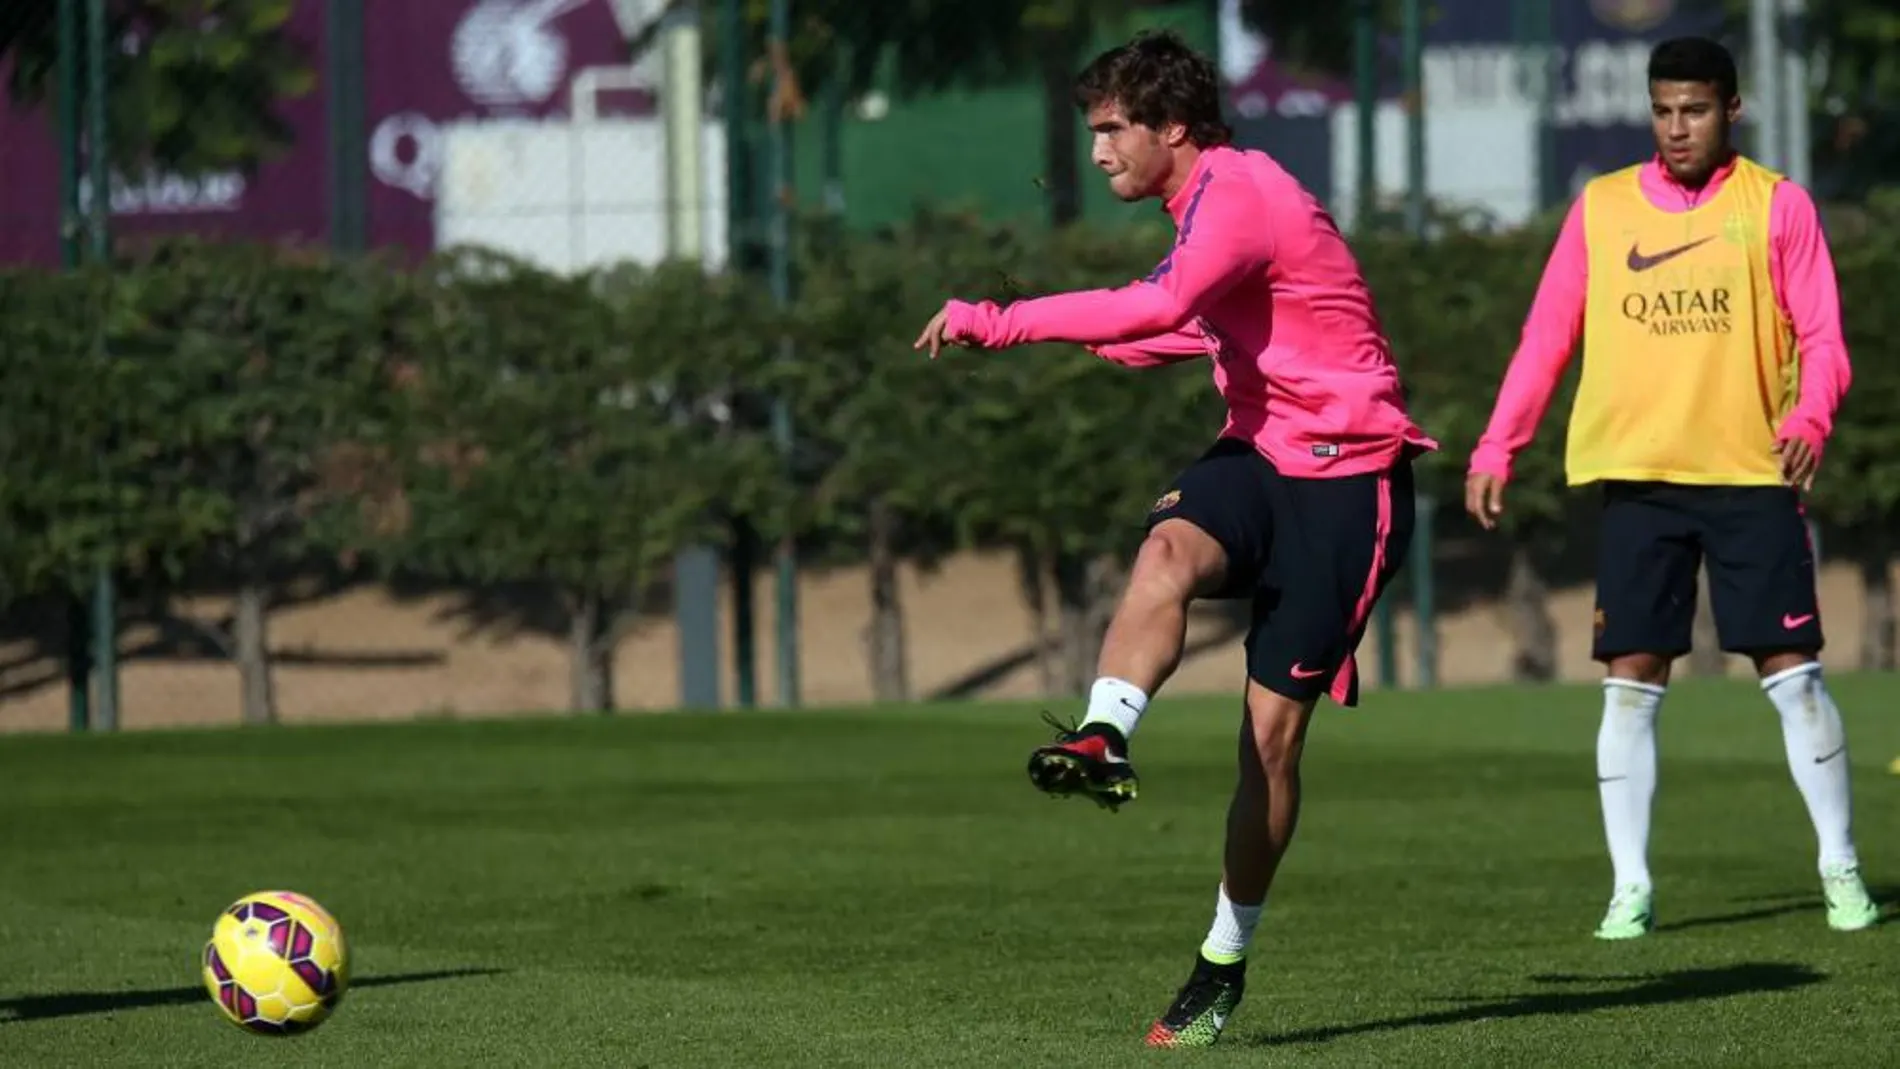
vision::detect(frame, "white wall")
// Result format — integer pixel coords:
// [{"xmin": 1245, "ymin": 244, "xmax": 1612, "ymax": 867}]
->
[{"xmin": 434, "ymin": 116, "xmax": 729, "ymax": 275}]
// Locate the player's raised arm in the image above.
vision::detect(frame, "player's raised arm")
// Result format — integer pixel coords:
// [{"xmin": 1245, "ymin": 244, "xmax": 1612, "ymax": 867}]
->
[
  {"xmin": 1464, "ymin": 195, "xmax": 1589, "ymax": 527},
  {"xmin": 1766, "ymin": 180, "xmax": 1852, "ymax": 489},
  {"xmin": 927, "ymin": 179, "xmax": 1270, "ymax": 352}
]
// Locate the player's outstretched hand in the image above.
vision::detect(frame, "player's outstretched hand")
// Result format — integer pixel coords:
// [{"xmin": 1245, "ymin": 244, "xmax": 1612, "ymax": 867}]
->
[
  {"xmin": 1464, "ymin": 471, "xmax": 1506, "ymax": 531},
  {"xmin": 1775, "ymin": 437, "xmax": 1818, "ymax": 492},
  {"xmin": 913, "ymin": 307, "xmax": 953, "ymax": 360}
]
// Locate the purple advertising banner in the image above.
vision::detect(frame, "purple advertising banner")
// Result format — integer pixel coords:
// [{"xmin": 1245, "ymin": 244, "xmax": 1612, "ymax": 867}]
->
[{"xmin": 0, "ymin": 0, "xmax": 651, "ymax": 266}]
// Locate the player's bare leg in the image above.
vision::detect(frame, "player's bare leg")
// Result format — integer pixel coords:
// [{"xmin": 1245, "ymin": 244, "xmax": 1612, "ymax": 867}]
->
[
  {"xmin": 1220, "ymin": 681, "xmax": 1317, "ymax": 907},
  {"xmin": 1753, "ymin": 648, "xmax": 1878, "ymax": 931},
  {"xmin": 1147, "ymin": 681, "xmax": 1315, "ymax": 1048},
  {"xmin": 1593, "ymin": 651, "xmax": 1670, "ymax": 938},
  {"xmin": 1095, "ymin": 518, "xmax": 1230, "ymax": 693},
  {"xmin": 1026, "ymin": 519, "xmax": 1226, "ymax": 810}
]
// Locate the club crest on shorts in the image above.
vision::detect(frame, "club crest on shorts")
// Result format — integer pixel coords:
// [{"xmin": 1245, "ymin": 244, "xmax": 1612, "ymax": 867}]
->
[
  {"xmin": 1594, "ymin": 608, "xmax": 1607, "ymax": 636},
  {"xmin": 1152, "ymin": 489, "xmax": 1182, "ymax": 514}
]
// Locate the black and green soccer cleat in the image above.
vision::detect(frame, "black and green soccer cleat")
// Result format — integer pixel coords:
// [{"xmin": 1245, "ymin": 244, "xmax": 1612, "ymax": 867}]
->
[
  {"xmin": 1146, "ymin": 954, "xmax": 1246, "ymax": 1048},
  {"xmin": 1025, "ymin": 713, "xmax": 1139, "ymax": 811}
]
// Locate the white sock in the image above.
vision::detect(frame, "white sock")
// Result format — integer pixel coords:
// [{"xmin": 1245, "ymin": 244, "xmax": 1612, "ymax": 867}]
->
[
  {"xmin": 1200, "ymin": 884, "xmax": 1263, "ymax": 965},
  {"xmin": 1081, "ymin": 677, "xmax": 1147, "ymax": 740},
  {"xmin": 1598, "ymin": 679, "xmax": 1664, "ymax": 892},
  {"xmin": 1762, "ymin": 662, "xmax": 1859, "ymax": 872}
]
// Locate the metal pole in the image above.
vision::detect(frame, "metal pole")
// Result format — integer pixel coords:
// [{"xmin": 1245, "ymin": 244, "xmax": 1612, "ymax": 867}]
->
[
  {"xmin": 719, "ymin": 0, "xmax": 758, "ymax": 709},
  {"xmin": 665, "ymin": 2, "xmax": 722, "ymax": 711},
  {"xmin": 1412, "ymin": 495, "xmax": 1437, "ymax": 688},
  {"xmin": 57, "ymin": 0, "xmax": 89, "ymax": 734},
  {"xmin": 766, "ymin": 0, "xmax": 800, "ymax": 708},
  {"xmin": 1511, "ymin": 1, "xmax": 1557, "ymax": 209},
  {"xmin": 56, "ymin": 0, "xmax": 82, "ymax": 268},
  {"xmin": 1352, "ymin": 0, "xmax": 1395, "ymax": 685},
  {"xmin": 1749, "ymin": 0, "xmax": 1782, "ymax": 167},
  {"xmin": 326, "ymin": 0, "xmax": 367, "ymax": 253},
  {"xmin": 1401, "ymin": 0, "xmax": 1425, "ymax": 235},
  {"xmin": 1352, "ymin": 0, "xmax": 1377, "ymax": 232},
  {"xmin": 821, "ymin": 52, "xmax": 846, "ymax": 214},
  {"xmin": 1532, "ymin": 1, "xmax": 1559, "ymax": 210},
  {"xmin": 1779, "ymin": 0, "xmax": 1810, "ymax": 187},
  {"xmin": 1395, "ymin": 0, "xmax": 1439, "ymax": 689},
  {"xmin": 86, "ymin": 0, "xmax": 118, "ymax": 732}
]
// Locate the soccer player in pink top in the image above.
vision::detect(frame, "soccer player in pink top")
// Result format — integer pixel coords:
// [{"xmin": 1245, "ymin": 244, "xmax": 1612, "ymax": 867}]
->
[
  {"xmin": 912, "ymin": 31, "xmax": 1435, "ymax": 1047},
  {"xmin": 1463, "ymin": 37, "xmax": 1878, "ymax": 939}
]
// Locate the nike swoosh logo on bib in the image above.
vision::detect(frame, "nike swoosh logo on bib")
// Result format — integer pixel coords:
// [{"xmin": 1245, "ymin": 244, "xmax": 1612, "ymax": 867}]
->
[{"xmin": 1626, "ymin": 236, "xmax": 1714, "ymax": 272}]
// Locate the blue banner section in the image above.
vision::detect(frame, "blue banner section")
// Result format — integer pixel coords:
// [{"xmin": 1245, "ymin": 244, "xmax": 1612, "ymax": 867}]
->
[{"xmin": 1224, "ymin": 0, "xmax": 1731, "ymax": 216}]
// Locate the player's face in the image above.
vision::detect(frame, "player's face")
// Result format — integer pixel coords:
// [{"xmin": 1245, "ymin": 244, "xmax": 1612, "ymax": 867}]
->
[
  {"xmin": 1649, "ymin": 79, "xmax": 1739, "ymax": 186},
  {"xmin": 1087, "ymin": 101, "xmax": 1180, "ymax": 202}
]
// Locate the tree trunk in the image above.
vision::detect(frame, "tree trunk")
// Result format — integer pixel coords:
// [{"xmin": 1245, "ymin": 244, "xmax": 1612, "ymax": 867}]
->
[
  {"xmin": 569, "ymin": 588, "xmax": 615, "ymax": 713},
  {"xmin": 1689, "ymin": 563, "xmax": 1725, "ymax": 677},
  {"xmin": 1015, "ymin": 543, "xmax": 1057, "ymax": 695},
  {"xmin": 863, "ymin": 498, "xmax": 909, "ymax": 703},
  {"xmin": 1039, "ymin": 44, "xmax": 1082, "ymax": 226},
  {"xmin": 1085, "ymin": 551, "xmax": 1124, "ymax": 668},
  {"xmin": 1052, "ymin": 551, "xmax": 1108, "ymax": 696},
  {"xmin": 1504, "ymin": 541, "xmax": 1558, "ymax": 682},
  {"xmin": 1858, "ymin": 542, "xmax": 1895, "ymax": 671},
  {"xmin": 233, "ymin": 575, "xmax": 277, "ymax": 725}
]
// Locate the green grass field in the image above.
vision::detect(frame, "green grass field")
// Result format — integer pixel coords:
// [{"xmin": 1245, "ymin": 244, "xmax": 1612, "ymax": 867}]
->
[{"xmin": 3, "ymin": 675, "xmax": 1898, "ymax": 1067}]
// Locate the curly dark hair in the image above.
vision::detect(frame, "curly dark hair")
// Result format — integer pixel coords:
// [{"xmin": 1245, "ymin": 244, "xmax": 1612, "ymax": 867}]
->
[
  {"xmin": 1648, "ymin": 36, "xmax": 1739, "ymax": 100},
  {"xmin": 1072, "ymin": 30, "xmax": 1233, "ymax": 148}
]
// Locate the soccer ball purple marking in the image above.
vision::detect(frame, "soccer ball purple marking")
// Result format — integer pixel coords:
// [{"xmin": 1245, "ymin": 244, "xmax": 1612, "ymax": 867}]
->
[
  {"xmin": 291, "ymin": 961, "xmax": 330, "ymax": 995},
  {"xmin": 265, "ymin": 918, "xmax": 297, "ymax": 957}
]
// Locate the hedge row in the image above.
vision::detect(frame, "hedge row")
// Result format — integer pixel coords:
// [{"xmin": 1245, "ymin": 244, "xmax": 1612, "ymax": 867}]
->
[{"xmin": 4, "ymin": 194, "xmax": 1898, "ymax": 714}]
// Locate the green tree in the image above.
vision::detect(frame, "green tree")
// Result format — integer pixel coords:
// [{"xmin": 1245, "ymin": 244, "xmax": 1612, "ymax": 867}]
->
[
  {"xmin": 1807, "ymin": 193, "xmax": 1900, "ymax": 668},
  {"xmin": 1233, "ymin": 0, "xmax": 1405, "ymax": 80},
  {"xmin": 0, "ymin": 0, "xmax": 313, "ymax": 175},
  {"xmin": 1712, "ymin": 0, "xmax": 1900, "ymax": 198},
  {"xmin": 1365, "ymin": 212, "xmax": 1571, "ymax": 681},
  {"xmin": 100, "ymin": 239, "xmax": 407, "ymax": 724},
  {"xmin": 1713, "ymin": 0, "xmax": 1900, "ymax": 110},
  {"xmin": 943, "ymin": 218, "xmax": 1216, "ymax": 694},
  {"xmin": 787, "ymin": 209, "xmax": 1018, "ymax": 702},
  {"xmin": 386, "ymin": 252, "xmax": 780, "ymax": 713},
  {"xmin": 727, "ymin": 0, "xmax": 1166, "ymax": 225},
  {"xmin": 0, "ymin": 264, "xmax": 216, "ymax": 608}
]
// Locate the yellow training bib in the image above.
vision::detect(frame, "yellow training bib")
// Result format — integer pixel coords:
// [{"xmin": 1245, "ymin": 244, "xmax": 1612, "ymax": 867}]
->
[{"xmin": 1567, "ymin": 156, "xmax": 1796, "ymax": 486}]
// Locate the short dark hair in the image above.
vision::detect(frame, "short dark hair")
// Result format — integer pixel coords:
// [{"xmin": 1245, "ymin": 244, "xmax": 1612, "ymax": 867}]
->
[
  {"xmin": 1648, "ymin": 36, "xmax": 1739, "ymax": 100},
  {"xmin": 1073, "ymin": 30, "xmax": 1233, "ymax": 148}
]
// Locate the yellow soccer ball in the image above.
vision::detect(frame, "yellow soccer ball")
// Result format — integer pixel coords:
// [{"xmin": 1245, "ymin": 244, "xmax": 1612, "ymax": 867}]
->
[{"xmin": 202, "ymin": 890, "xmax": 350, "ymax": 1035}]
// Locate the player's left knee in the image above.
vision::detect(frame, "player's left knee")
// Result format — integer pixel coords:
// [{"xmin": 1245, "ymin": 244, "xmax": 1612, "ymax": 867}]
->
[{"xmin": 1130, "ymin": 520, "xmax": 1225, "ymax": 601}]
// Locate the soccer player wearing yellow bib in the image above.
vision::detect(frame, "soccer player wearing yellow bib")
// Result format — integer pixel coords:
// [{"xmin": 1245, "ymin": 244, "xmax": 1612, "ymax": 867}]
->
[{"xmin": 1464, "ymin": 37, "xmax": 1878, "ymax": 938}]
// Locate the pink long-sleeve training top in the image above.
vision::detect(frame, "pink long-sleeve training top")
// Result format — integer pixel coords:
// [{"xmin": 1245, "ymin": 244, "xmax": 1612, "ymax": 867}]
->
[
  {"xmin": 942, "ymin": 144, "xmax": 1436, "ymax": 479},
  {"xmin": 1468, "ymin": 155, "xmax": 1851, "ymax": 482}
]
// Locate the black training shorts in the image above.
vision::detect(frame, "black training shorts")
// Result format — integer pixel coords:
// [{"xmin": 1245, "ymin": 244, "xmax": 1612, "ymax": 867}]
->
[
  {"xmin": 1591, "ymin": 481, "xmax": 1822, "ymax": 661},
  {"xmin": 1147, "ymin": 437, "xmax": 1415, "ymax": 707}
]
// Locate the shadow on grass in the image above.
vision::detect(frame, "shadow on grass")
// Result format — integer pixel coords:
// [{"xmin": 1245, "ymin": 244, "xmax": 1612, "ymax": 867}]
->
[
  {"xmin": 1657, "ymin": 884, "xmax": 1899, "ymax": 934},
  {"xmin": 0, "ymin": 967, "xmax": 506, "ymax": 1025},
  {"xmin": 1249, "ymin": 962, "xmax": 1825, "ymax": 1047}
]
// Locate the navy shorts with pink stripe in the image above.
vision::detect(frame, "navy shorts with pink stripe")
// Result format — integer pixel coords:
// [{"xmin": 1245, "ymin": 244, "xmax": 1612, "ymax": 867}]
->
[
  {"xmin": 1591, "ymin": 481, "xmax": 1822, "ymax": 661},
  {"xmin": 1146, "ymin": 437, "xmax": 1415, "ymax": 706}
]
